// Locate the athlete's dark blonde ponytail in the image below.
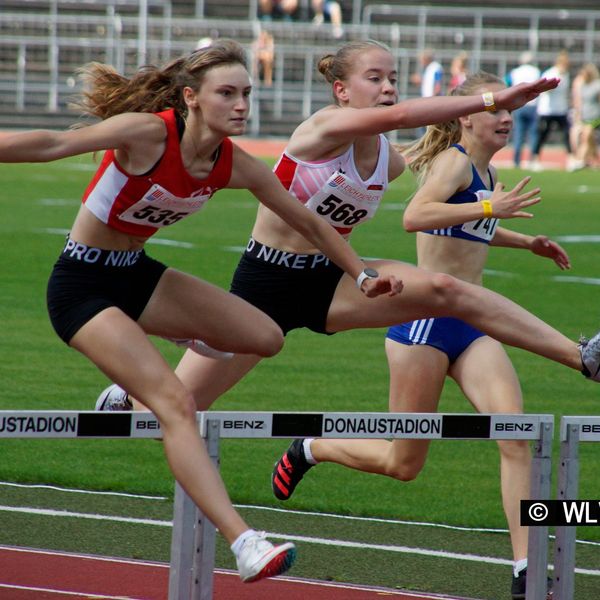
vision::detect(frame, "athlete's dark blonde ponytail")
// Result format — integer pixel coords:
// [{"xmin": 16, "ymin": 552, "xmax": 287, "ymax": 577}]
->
[{"xmin": 72, "ymin": 39, "xmax": 247, "ymax": 120}]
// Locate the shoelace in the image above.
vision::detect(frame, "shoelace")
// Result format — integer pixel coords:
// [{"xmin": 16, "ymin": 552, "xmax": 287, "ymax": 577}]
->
[{"xmin": 242, "ymin": 531, "xmax": 268, "ymax": 550}]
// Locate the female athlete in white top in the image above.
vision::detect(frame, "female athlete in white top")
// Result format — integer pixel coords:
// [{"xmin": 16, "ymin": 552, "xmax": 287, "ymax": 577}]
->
[{"xmin": 279, "ymin": 72, "xmax": 562, "ymax": 598}]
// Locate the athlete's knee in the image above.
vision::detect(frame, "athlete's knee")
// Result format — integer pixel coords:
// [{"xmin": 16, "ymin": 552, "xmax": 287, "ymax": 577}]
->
[
  {"xmin": 150, "ymin": 384, "xmax": 197, "ymax": 428},
  {"xmin": 498, "ymin": 439, "xmax": 531, "ymax": 462},
  {"xmin": 429, "ymin": 271, "xmax": 462, "ymax": 301},
  {"xmin": 253, "ymin": 322, "xmax": 284, "ymax": 357}
]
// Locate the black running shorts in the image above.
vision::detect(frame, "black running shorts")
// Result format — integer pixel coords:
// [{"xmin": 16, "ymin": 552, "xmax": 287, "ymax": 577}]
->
[
  {"xmin": 229, "ymin": 238, "xmax": 344, "ymax": 335},
  {"xmin": 47, "ymin": 240, "xmax": 168, "ymax": 344}
]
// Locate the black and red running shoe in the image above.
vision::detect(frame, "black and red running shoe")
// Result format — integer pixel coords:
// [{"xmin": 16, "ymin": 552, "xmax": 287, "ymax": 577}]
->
[{"xmin": 271, "ymin": 439, "xmax": 313, "ymax": 500}]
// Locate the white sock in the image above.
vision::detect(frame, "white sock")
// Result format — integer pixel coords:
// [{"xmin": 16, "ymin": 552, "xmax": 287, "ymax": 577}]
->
[
  {"xmin": 302, "ymin": 438, "xmax": 318, "ymax": 465},
  {"xmin": 514, "ymin": 558, "xmax": 527, "ymax": 577},
  {"xmin": 230, "ymin": 529, "xmax": 257, "ymax": 558}
]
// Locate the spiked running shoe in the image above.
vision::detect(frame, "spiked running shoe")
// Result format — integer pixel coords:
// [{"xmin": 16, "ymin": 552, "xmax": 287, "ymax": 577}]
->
[
  {"xmin": 511, "ymin": 568, "xmax": 553, "ymax": 600},
  {"xmin": 95, "ymin": 383, "xmax": 132, "ymax": 411},
  {"xmin": 272, "ymin": 439, "xmax": 313, "ymax": 500},
  {"xmin": 579, "ymin": 331, "xmax": 600, "ymax": 382},
  {"xmin": 236, "ymin": 532, "xmax": 296, "ymax": 583}
]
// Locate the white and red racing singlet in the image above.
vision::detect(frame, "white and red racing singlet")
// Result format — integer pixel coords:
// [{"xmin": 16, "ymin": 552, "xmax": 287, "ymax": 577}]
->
[
  {"xmin": 273, "ymin": 135, "xmax": 389, "ymax": 236},
  {"xmin": 82, "ymin": 108, "xmax": 233, "ymax": 238}
]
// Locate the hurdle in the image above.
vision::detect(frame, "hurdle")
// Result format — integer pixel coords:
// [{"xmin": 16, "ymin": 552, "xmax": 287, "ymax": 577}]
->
[
  {"xmin": 0, "ymin": 410, "xmax": 554, "ymax": 600},
  {"xmin": 553, "ymin": 416, "xmax": 600, "ymax": 600}
]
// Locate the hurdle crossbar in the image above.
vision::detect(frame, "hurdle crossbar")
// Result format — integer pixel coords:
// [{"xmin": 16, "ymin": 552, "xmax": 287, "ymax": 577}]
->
[
  {"xmin": 0, "ymin": 410, "xmax": 551, "ymax": 440},
  {"xmin": 553, "ymin": 416, "xmax": 600, "ymax": 600},
  {"xmin": 0, "ymin": 411, "xmax": 554, "ymax": 600}
]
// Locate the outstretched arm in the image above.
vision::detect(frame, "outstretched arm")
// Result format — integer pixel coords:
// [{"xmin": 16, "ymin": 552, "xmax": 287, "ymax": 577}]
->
[
  {"xmin": 0, "ymin": 112, "xmax": 165, "ymax": 163},
  {"xmin": 491, "ymin": 229, "xmax": 571, "ymax": 270},
  {"xmin": 293, "ymin": 77, "xmax": 560, "ymax": 148}
]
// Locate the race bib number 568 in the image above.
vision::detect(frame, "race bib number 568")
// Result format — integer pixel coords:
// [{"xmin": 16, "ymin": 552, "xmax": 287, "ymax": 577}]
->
[{"xmin": 304, "ymin": 172, "xmax": 381, "ymax": 229}]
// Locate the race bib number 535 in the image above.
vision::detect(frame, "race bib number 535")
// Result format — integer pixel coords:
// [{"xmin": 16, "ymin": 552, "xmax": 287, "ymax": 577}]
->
[{"xmin": 118, "ymin": 184, "xmax": 210, "ymax": 228}]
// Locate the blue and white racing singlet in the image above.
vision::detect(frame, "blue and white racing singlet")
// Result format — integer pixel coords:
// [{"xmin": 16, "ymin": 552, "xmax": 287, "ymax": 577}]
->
[{"xmin": 424, "ymin": 144, "xmax": 498, "ymax": 244}]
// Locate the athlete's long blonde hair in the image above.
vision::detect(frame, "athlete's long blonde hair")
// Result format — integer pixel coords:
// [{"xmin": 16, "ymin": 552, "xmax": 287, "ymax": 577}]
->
[
  {"xmin": 318, "ymin": 40, "xmax": 391, "ymax": 104},
  {"xmin": 72, "ymin": 39, "xmax": 247, "ymax": 120},
  {"xmin": 402, "ymin": 71, "xmax": 504, "ymax": 183}
]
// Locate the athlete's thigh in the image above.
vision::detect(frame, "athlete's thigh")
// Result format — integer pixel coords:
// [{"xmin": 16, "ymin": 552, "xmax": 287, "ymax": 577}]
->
[
  {"xmin": 138, "ymin": 268, "xmax": 281, "ymax": 353},
  {"xmin": 70, "ymin": 307, "xmax": 184, "ymax": 418},
  {"xmin": 175, "ymin": 350, "xmax": 262, "ymax": 410},
  {"xmin": 386, "ymin": 338, "xmax": 449, "ymax": 467},
  {"xmin": 326, "ymin": 259, "xmax": 446, "ymax": 332},
  {"xmin": 449, "ymin": 336, "xmax": 523, "ymax": 414}
]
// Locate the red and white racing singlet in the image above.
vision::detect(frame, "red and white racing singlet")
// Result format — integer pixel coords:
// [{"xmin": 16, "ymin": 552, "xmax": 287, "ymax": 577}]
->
[
  {"xmin": 82, "ymin": 108, "xmax": 233, "ymax": 238},
  {"xmin": 273, "ymin": 135, "xmax": 389, "ymax": 236}
]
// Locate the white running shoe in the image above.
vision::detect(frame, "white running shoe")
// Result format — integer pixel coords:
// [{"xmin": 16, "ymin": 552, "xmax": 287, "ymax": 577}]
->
[
  {"xmin": 236, "ymin": 532, "xmax": 296, "ymax": 583},
  {"xmin": 95, "ymin": 384, "xmax": 132, "ymax": 411},
  {"xmin": 164, "ymin": 337, "xmax": 234, "ymax": 360},
  {"xmin": 579, "ymin": 332, "xmax": 600, "ymax": 382}
]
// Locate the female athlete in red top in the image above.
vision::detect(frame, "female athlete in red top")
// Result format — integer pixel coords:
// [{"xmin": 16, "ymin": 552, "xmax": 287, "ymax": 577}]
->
[{"xmin": 0, "ymin": 40, "xmax": 401, "ymax": 582}]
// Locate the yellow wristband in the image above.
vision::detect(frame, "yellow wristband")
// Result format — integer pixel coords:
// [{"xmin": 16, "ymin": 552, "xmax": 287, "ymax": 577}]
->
[
  {"xmin": 481, "ymin": 200, "xmax": 493, "ymax": 218},
  {"xmin": 482, "ymin": 91, "xmax": 496, "ymax": 112}
]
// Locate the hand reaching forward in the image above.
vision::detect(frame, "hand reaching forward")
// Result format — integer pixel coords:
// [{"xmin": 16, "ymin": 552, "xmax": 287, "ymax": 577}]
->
[
  {"xmin": 495, "ymin": 77, "xmax": 560, "ymax": 112},
  {"xmin": 361, "ymin": 274, "xmax": 404, "ymax": 298},
  {"xmin": 489, "ymin": 177, "xmax": 541, "ymax": 219},
  {"xmin": 530, "ymin": 235, "xmax": 571, "ymax": 270}
]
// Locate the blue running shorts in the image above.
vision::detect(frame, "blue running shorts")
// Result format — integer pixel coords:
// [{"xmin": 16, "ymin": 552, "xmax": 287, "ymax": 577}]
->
[{"xmin": 386, "ymin": 317, "xmax": 486, "ymax": 363}]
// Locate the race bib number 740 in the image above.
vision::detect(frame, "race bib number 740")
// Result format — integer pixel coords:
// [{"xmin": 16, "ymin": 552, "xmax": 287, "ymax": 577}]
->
[{"xmin": 460, "ymin": 190, "xmax": 499, "ymax": 241}]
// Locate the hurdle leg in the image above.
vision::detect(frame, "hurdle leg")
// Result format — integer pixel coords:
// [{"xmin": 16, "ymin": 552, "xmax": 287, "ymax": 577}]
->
[
  {"xmin": 169, "ymin": 419, "xmax": 220, "ymax": 600},
  {"xmin": 526, "ymin": 420, "xmax": 553, "ymax": 600},
  {"xmin": 191, "ymin": 419, "xmax": 220, "ymax": 600},
  {"xmin": 553, "ymin": 423, "xmax": 580, "ymax": 600},
  {"xmin": 169, "ymin": 482, "xmax": 196, "ymax": 599}
]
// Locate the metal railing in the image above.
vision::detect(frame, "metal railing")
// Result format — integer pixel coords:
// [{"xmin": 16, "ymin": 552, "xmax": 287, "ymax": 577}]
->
[{"xmin": 1, "ymin": 5, "xmax": 598, "ymax": 136}]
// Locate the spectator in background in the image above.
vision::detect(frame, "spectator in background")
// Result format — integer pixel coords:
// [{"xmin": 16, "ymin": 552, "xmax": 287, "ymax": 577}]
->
[
  {"xmin": 569, "ymin": 68, "xmax": 586, "ymax": 170},
  {"xmin": 530, "ymin": 50, "xmax": 574, "ymax": 171},
  {"xmin": 311, "ymin": 0, "xmax": 344, "ymax": 39},
  {"xmin": 447, "ymin": 51, "xmax": 469, "ymax": 93},
  {"xmin": 411, "ymin": 48, "xmax": 444, "ymax": 136},
  {"xmin": 573, "ymin": 63, "xmax": 600, "ymax": 169},
  {"xmin": 252, "ymin": 28, "xmax": 275, "ymax": 87},
  {"xmin": 506, "ymin": 51, "xmax": 540, "ymax": 168},
  {"xmin": 412, "ymin": 48, "xmax": 444, "ymax": 98},
  {"xmin": 259, "ymin": 0, "xmax": 298, "ymax": 22}
]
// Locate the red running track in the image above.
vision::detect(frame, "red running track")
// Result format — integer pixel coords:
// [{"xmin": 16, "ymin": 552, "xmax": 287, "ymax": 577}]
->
[{"xmin": 0, "ymin": 546, "xmax": 468, "ymax": 600}]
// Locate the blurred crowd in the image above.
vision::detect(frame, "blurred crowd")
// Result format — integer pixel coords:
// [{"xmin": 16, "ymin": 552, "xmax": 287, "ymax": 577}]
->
[
  {"xmin": 413, "ymin": 48, "xmax": 600, "ymax": 171},
  {"xmin": 198, "ymin": 22, "xmax": 600, "ymax": 172}
]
